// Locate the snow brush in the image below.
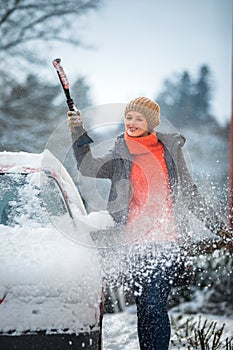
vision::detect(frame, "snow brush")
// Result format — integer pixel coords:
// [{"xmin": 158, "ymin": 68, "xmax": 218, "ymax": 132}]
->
[{"xmin": 52, "ymin": 58, "xmax": 77, "ymax": 112}]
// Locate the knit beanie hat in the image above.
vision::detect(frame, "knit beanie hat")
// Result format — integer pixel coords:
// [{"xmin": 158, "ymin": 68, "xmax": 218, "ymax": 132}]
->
[{"xmin": 124, "ymin": 97, "xmax": 160, "ymax": 131}]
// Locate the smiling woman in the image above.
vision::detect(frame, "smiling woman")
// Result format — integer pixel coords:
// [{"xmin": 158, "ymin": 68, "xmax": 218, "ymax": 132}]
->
[
  {"xmin": 67, "ymin": 96, "xmax": 230, "ymax": 350},
  {"xmin": 124, "ymin": 111, "xmax": 148, "ymax": 137},
  {"xmin": 124, "ymin": 97, "xmax": 160, "ymax": 137}
]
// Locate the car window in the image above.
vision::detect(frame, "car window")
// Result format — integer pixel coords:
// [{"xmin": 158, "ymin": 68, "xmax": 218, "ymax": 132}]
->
[{"xmin": 0, "ymin": 173, "xmax": 70, "ymax": 226}]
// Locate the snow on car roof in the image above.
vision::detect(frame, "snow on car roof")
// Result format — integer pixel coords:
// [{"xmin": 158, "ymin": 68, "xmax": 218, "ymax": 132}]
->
[
  {"xmin": 0, "ymin": 151, "xmax": 42, "ymax": 171},
  {"xmin": 0, "ymin": 149, "xmax": 66, "ymax": 175}
]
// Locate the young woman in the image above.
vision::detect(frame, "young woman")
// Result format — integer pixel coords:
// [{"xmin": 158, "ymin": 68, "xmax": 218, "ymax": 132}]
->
[{"xmin": 68, "ymin": 97, "xmax": 227, "ymax": 350}]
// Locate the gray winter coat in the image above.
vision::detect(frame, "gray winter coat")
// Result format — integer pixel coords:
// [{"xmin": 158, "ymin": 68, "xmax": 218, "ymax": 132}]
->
[{"xmin": 72, "ymin": 128, "xmax": 225, "ymax": 243}]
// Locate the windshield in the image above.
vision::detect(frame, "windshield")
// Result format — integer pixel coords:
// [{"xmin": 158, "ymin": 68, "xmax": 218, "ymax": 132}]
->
[{"xmin": 0, "ymin": 172, "xmax": 70, "ymax": 226}]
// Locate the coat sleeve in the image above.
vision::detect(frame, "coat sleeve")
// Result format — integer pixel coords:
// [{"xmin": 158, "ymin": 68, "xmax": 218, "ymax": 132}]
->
[
  {"xmin": 176, "ymin": 141, "xmax": 226, "ymax": 235},
  {"xmin": 71, "ymin": 127, "xmax": 115, "ymax": 179}
]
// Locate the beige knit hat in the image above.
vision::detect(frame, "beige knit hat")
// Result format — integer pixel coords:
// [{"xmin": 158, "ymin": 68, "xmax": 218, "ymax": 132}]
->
[{"xmin": 124, "ymin": 97, "xmax": 160, "ymax": 131}]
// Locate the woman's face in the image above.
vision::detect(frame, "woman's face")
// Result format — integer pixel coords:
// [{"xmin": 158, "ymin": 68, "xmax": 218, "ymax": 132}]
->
[{"xmin": 124, "ymin": 111, "xmax": 149, "ymax": 137}]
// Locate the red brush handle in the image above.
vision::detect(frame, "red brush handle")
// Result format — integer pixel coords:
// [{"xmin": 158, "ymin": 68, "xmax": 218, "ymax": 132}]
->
[{"xmin": 52, "ymin": 58, "xmax": 77, "ymax": 111}]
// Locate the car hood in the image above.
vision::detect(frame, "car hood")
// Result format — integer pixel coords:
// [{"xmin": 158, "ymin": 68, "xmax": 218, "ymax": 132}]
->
[{"xmin": 0, "ymin": 223, "xmax": 102, "ymax": 334}]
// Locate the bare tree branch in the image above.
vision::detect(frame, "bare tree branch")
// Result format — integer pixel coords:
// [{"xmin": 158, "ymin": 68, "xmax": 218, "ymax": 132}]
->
[{"xmin": 0, "ymin": 0, "xmax": 102, "ymax": 63}]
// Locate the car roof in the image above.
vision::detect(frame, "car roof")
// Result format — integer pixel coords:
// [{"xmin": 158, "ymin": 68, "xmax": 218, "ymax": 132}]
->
[
  {"xmin": 0, "ymin": 149, "xmax": 70, "ymax": 181},
  {"xmin": 0, "ymin": 149, "xmax": 60, "ymax": 172}
]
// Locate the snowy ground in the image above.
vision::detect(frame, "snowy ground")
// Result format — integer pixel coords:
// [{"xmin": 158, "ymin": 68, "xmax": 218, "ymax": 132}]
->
[
  {"xmin": 103, "ymin": 305, "xmax": 139, "ymax": 350},
  {"xmin": 103, "ymin": 305, "xmax": 233, "ymax": 349}
]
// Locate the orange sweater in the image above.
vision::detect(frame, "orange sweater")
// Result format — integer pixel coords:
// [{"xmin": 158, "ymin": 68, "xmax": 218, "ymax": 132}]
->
[{"xmin": 124, "ymin": 131, "xmax": 177, "ymax": 243}]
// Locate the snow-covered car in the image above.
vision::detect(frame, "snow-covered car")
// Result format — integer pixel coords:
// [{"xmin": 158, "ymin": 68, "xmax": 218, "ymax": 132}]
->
[{"xmin": 0, "ymin": 150, "xmax": 112, "ymax": 350}]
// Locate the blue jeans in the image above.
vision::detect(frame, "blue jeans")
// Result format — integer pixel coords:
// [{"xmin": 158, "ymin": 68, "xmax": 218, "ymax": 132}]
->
[{"xmin": 133, "ymin": 258, "xmax": 174, "ymax": 350}]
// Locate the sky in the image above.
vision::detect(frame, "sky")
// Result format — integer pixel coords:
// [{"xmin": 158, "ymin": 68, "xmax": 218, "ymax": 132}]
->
[{"xmin": 49, "ymin": 0, "xmax": 232, "ymax": 126}]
